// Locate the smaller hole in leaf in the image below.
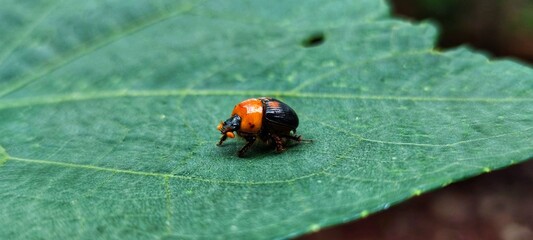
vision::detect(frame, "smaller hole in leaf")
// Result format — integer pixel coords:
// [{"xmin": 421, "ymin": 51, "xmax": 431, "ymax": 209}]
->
[{"xmin": 301, "ymin": 32, "xmax": 325, "ymax": 47}]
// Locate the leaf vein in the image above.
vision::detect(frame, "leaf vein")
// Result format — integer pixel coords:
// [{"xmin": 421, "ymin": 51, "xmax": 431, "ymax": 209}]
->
[
  {"xmin": 0, "ymin": 2, "xmax": 200, "ymax": 98},
  {"xmin": 164, "ymin": 176, "xmax": 172, "ymax": 234},
  {"xmin": 318, "ymin": 121, "xmax": 533, "ymax": 148},
  {"xmin": 1, "ymin": 89, "xmax": 532, "ymax": 110},
  {"xmin": 0, "ymin": 0, "xmax": 64, "ymax": 69},
  {"xmin": 7, "ymin": 156, "xmax": 325, "ymax": 185}
]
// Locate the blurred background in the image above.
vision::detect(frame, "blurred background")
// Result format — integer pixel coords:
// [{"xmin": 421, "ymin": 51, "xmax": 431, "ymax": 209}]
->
[
  {"xmin": 394, "ymin": 0, "xmax": 533, "ymax": 63},
  {"xmin": 300, "ymin": 0, "xmax": 533, "ymax": 239}
]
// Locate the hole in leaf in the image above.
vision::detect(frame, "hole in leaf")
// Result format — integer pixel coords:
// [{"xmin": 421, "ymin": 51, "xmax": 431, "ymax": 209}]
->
[{"xmin": 301, "ymin": 32, "xmax": 326, "ymax": 47}]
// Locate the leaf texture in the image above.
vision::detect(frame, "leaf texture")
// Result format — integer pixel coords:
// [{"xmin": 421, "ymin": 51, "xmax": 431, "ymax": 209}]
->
[{"xmin": 1, "ymin": 0, "xmax": 532, "ymax": 239}]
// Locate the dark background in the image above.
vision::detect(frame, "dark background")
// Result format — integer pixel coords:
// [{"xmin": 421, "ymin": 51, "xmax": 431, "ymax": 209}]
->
[{"xmin": 300, "ymin": 0, "xmax": 533, "ymax": 239}]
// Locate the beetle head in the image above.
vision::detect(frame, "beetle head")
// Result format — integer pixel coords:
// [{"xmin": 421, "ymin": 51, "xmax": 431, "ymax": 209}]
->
[{"xmin": 217, "ymin": 114, "xmax": 241, "ymax": 138}]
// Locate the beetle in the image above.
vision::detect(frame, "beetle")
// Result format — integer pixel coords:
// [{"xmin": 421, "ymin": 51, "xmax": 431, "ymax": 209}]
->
[{"xmin": 217, "ymin": 97, "xmax": 302, "ymax": 157}]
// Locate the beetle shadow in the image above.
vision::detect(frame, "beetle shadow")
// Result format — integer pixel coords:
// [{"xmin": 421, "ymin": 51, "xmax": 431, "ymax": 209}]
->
[{"xmin": 217, "ymin": 138, "xmax": 309, "ymax": 159}]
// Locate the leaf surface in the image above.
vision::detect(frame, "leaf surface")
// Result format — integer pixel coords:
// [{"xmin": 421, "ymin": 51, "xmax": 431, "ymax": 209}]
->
[{"xmin": 1, "ymin": 1, "xmax": 532, "ymax": 239}]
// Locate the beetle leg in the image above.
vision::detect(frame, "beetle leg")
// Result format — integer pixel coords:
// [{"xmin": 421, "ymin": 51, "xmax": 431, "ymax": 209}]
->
[
  {"xmin": 217, "ymin": 134, "xmax": 228, "ymax": 146},
  {"xmin": 238, "ymin": 136, "xmax": 256, "ymax": 157},
  {"xmin": 283, "ymin": 134, "xmax": 301, "ymax": 142},
  {"xmin": 272, "ymin": 134, "xmax": 285, "ymax": 153}
]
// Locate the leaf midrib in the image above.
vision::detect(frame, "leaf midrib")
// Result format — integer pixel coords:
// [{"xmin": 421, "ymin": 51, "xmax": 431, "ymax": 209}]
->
[
  {"xmin": 1, "ymin": 88, "xmax": 532, "ymax": 111},
  {"xmin": 3, "ymin": 155, "xmax": 329, "ymax": 185}
]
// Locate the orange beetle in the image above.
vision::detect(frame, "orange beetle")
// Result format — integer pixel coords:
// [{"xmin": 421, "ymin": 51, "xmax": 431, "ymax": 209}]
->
[{"xmin": 217, "ymin": 97, "xmax": 301, "ymax": 157}]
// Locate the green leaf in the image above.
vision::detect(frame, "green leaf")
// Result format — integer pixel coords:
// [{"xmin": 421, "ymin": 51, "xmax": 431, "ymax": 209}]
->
[{"xmin": 1, "ymin": 0, "xmax": 532, "ymax": 239}]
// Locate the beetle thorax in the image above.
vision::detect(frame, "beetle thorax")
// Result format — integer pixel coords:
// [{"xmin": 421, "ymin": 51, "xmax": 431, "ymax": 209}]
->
[{"xmin": 231, "ymin": 98, "xmax": 263, "ymax": 134}]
